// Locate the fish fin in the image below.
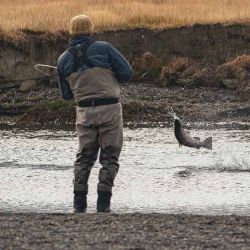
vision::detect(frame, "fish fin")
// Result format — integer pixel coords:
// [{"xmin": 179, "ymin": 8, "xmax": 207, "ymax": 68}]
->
[
  {"xmin": 203, "ymin": 137, "xmax": 212, "ymax": 150},
  {"xmin": 193, "ymin": 137, "xmax": 200, "ymax": 141}
]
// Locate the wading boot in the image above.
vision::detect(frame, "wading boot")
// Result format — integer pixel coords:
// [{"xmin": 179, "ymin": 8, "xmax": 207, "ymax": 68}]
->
[
  {"xmin": 73, "ymin": 191, "xmax": 87, "ymax": 213},
  {"xmin": 97, "ymin": 191, "xmax": 112, "ymax": 213}
]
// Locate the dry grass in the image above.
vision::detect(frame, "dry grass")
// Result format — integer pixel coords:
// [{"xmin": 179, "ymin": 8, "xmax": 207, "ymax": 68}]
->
[
  {"xmin": 226, "ymin": 55, "xmax": 250, "ymax": 70},
  {"xmin": 164, "ymin": 57, "xmax": 192, "ymax": 74},
  {"xmin": 160, "ymin": 57, "xmax": 193, "ymax": 85},
  {"xmin": 134, "ymin": 52, "xmax": 163, "ymax": 80},
  {"xmin": 0, "ymin": 0, "xmax": 250, "ymax": 36},
  {"xmin": 216, "ymin": 55, "xmax": 250, "ymax": 79}
]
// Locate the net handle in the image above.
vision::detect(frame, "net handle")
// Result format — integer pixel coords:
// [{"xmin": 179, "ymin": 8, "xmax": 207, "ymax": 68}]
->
[{"xmin": 34, "ymin": 64, "xmax": 58, "ymax": 78}]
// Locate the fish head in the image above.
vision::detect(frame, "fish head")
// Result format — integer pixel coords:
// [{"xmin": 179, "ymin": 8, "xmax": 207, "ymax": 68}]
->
[{"xmin": 174, "ymin": 116, "xmax": 184, "ymax": 128}]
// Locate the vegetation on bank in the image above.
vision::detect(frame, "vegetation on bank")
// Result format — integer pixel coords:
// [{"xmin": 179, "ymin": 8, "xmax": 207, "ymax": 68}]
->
[
  {"xmin": 1, "ymin": 0, "xmax": 250, "ymax": 37},
  {"xmin": 1, "ymin": 52, "xmax": 248, "ymax": 127},
  {"xmin": 133, "ymin": 53, "xmax": 250, "ymax": 94},
  {"xmin": 15, "ymin": 84, "xmax": 250, "ymax": 129},
  {"xmin": 21, "ymin": 99, "xmax": 75, "ymax": 124},
  {"xmin": 19, "ymin": 98, "xmax": 159, "ymax": 126}
]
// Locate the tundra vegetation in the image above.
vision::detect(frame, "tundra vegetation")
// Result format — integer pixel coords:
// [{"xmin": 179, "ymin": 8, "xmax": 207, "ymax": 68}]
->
[
  {"xmin": 135, "ymin": 53, "xmax": 250, "ymax": 93},
  {"xmin": 0, "ymin": 0, "xmax": 250, "ymax": 36}
]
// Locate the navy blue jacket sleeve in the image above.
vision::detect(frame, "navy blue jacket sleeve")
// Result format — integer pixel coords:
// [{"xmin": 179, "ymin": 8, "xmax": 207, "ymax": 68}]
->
[
  {"xmin": 57, "ymin": 52, "xmax": 74, "ymax": 101},
  {"xmin": 106, "ymin": 43, "xmax": 132, "ymax": 83}
]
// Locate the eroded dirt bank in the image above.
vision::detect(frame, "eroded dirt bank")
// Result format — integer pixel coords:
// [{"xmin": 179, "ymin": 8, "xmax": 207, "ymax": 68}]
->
[
  {"xmin": 1, "ymin": 213, "xmax": 250, "ymax": 249},
  {"xmin": 0, "ymin": 25, "xmax": 249, "ymax": 129},
  {"xmin": 1, "ymin": 24, "xmax": 250, "ymax": 81}
]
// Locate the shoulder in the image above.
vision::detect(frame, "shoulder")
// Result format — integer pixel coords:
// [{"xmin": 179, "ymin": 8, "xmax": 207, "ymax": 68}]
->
[
  {"xmin": 90, "ymin": 40, "xmax": 114, "ymax": 50},
  {"xmin": 86, "ymin": 40, "xmax": 112, "ymax": 56},
  {"xmin": 93, "ymin": 40, "xmax": 109, "ymax": 46}
]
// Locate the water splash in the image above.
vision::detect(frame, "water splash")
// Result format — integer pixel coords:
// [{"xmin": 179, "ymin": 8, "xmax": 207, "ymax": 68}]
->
[{"xmin": 214, "ymin": 154, "xmax": 250, "ymax": 172}]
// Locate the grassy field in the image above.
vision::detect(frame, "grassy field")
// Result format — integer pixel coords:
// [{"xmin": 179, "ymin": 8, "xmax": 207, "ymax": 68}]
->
[{"xmin": 0, "ymin": 0, "xmax": 250, "ymax": 35}]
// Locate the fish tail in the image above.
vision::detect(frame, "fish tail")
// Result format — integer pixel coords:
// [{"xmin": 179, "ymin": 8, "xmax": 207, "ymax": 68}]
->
[{"xmin": 203, "ymin": 137, "xmax": 212, "ymax": 150}]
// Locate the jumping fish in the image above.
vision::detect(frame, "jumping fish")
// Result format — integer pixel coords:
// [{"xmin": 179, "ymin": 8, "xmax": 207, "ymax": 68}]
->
[{"xmin": 169, "ymin": 108, "xmax": 212, "ymax": 150}]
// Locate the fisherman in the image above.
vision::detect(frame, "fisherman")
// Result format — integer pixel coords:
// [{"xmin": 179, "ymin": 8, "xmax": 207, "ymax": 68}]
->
[{"xmin": 57, "ymin": 15, "xmax": 132, "ymax": 212}]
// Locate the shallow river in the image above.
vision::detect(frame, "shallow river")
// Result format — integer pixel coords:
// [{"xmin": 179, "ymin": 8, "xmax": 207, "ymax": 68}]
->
[{"xmin": 0, "ymin": 126, "xmax": 250, "ymax": 215}]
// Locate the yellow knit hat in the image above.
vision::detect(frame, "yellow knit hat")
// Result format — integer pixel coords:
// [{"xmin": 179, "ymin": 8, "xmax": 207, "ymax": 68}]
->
[{"xmin": 70, "ymin": 15, "xmax": 94, "ymax": 36}]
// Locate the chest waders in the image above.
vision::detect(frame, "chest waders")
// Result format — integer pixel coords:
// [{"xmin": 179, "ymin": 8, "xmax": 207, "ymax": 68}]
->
[{"xmin": 69, "ymin": 39, "xmax": 123, "ymax": 213}]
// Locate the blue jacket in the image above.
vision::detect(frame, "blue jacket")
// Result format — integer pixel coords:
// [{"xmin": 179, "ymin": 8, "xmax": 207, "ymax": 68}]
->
[{"xmin": 57, "ymin": 36, "xmax": 132, "ymax": 100}]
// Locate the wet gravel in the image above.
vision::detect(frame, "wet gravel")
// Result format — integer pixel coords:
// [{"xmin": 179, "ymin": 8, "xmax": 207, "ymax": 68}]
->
[
  {"xmin": 0, "ymin": 83, "xmax": 249, "ymax": 129},
  {"xmin": 0, "ymin": 84, "xmax": 249, "ymax": 249},
  {"xmin": 1, "ymin": 213, "xmax": 250, "ymax": 249}
]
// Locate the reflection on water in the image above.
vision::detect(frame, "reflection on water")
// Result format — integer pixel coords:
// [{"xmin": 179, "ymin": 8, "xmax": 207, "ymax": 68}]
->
[{"xmin": 0, "ymin": 127, "xmax": 250, "ymax": 215}]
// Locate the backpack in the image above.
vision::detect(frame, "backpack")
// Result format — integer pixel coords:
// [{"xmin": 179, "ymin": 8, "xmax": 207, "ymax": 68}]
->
[{"xmin": 67, "ymin": 38, "xmax": 95, "ymax": 72}]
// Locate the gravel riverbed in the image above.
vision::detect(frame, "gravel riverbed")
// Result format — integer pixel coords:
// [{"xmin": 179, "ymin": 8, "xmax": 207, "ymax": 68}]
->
[
  {"xmin": 1, "ymin": 213, "xmax": 250, "ymax": 249},
  {"xmin": 0, "ymin": 83, "xmax": 249, "ymax": 129}
]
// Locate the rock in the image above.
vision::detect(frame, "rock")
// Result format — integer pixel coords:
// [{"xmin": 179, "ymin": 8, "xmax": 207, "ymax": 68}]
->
[
  {"xmin": 19, "ymin": 80, "xmax": 37, "ymax": 92},
  {"xmin": 222, "ymin": 79, "xmax": 239, "ymax": 89}
]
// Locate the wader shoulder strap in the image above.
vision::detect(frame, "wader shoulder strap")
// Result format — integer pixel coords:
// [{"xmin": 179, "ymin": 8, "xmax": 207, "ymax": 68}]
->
[{"xmin": 67, "ymin": 38, "xmax": 95, "ymax": 72}]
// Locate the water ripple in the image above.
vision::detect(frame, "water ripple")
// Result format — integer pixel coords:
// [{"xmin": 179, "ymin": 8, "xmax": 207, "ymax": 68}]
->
[{"xmin": 0, "ymin": 127, "xmax": 249, "ymax": 214}]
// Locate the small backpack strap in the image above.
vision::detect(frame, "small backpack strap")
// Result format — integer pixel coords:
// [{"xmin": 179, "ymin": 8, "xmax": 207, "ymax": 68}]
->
[{"xmin": 67, "ymin": 38, "xmax": 95, "ymax": 71}]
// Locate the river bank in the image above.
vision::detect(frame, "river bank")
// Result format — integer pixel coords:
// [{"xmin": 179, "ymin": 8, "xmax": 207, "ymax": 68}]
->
[
  {"xmin": 0, "ymin": 25, "xmax": 249, "ymax": 130},
  {"xmin": 1, "ymin": 213, "xmax": 250, "ymax": 249},
  {"xmin": 0, "ymin": 83, "xmax": 249, "ymax": 130}
]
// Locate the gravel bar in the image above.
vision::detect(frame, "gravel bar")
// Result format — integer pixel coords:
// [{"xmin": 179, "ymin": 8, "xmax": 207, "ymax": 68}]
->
[{"xmin": 1, "ymin": 213, "xmax": 250, "ymax": 249}]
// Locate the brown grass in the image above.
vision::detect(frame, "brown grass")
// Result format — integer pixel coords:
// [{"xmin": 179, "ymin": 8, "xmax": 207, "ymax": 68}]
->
[
  {"xmin": 1, "ymin": 0, "xmax": 250, "ymax": 36},
  {"xmin": 160, "ymin": 57, "xmax": 193, "ymax": 85},
  {"xmin": 165, "ymin": 57, "xmax": 192, "ymax": 74},
  {"xmin": 134, "ymin": 52, "xmax": 163, "ymax": 81},
  {"xmin": 226, "ymin": 55, "xmax": 250, "ymax": 70},
  {"xmin": 216, "ymin": 55, "xmax": 250, "ymax": 92},
  {"xmin": 216, "ymin": 55, "xmax": 250, "ymax": 80}
]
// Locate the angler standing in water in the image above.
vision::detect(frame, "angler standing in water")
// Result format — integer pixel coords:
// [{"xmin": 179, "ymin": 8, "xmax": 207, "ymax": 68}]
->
[{"xmin": 57, "ymin": 15, "xmax": 132, "ymax": 212}]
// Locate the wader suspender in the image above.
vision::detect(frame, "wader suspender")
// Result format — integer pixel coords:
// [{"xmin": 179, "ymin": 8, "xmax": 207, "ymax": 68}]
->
[{"xmin": 67, "ymin": 38, "xmax": 95, "ymax": 72}]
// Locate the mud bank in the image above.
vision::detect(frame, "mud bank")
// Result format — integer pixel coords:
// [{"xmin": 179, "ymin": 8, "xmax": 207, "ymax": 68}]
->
[
  {"xmin": 0, "ymin": 83, "xmax": 249, "ymax": 130},
  {"xmin": 1, "ymin": 24, "xmax": 250, "ymax": 81},
  {"xmin": 0, "ymin": 25, "xmax": 249, "ymax": 129},
  {"xmin": 1, "ymin": 213, "xmax": 250, "ymax": 249}
]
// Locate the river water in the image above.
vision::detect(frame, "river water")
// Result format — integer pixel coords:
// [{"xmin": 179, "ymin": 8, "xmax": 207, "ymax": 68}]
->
[{"xmin": 0, "ymin": 126, "xmax": 249, "ymax": 215}]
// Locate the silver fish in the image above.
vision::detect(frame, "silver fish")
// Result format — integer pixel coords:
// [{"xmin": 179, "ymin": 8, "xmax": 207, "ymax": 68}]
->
[{"xmin": 169, "ymin": 108, "xmax": 212, "ymax": 150}]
